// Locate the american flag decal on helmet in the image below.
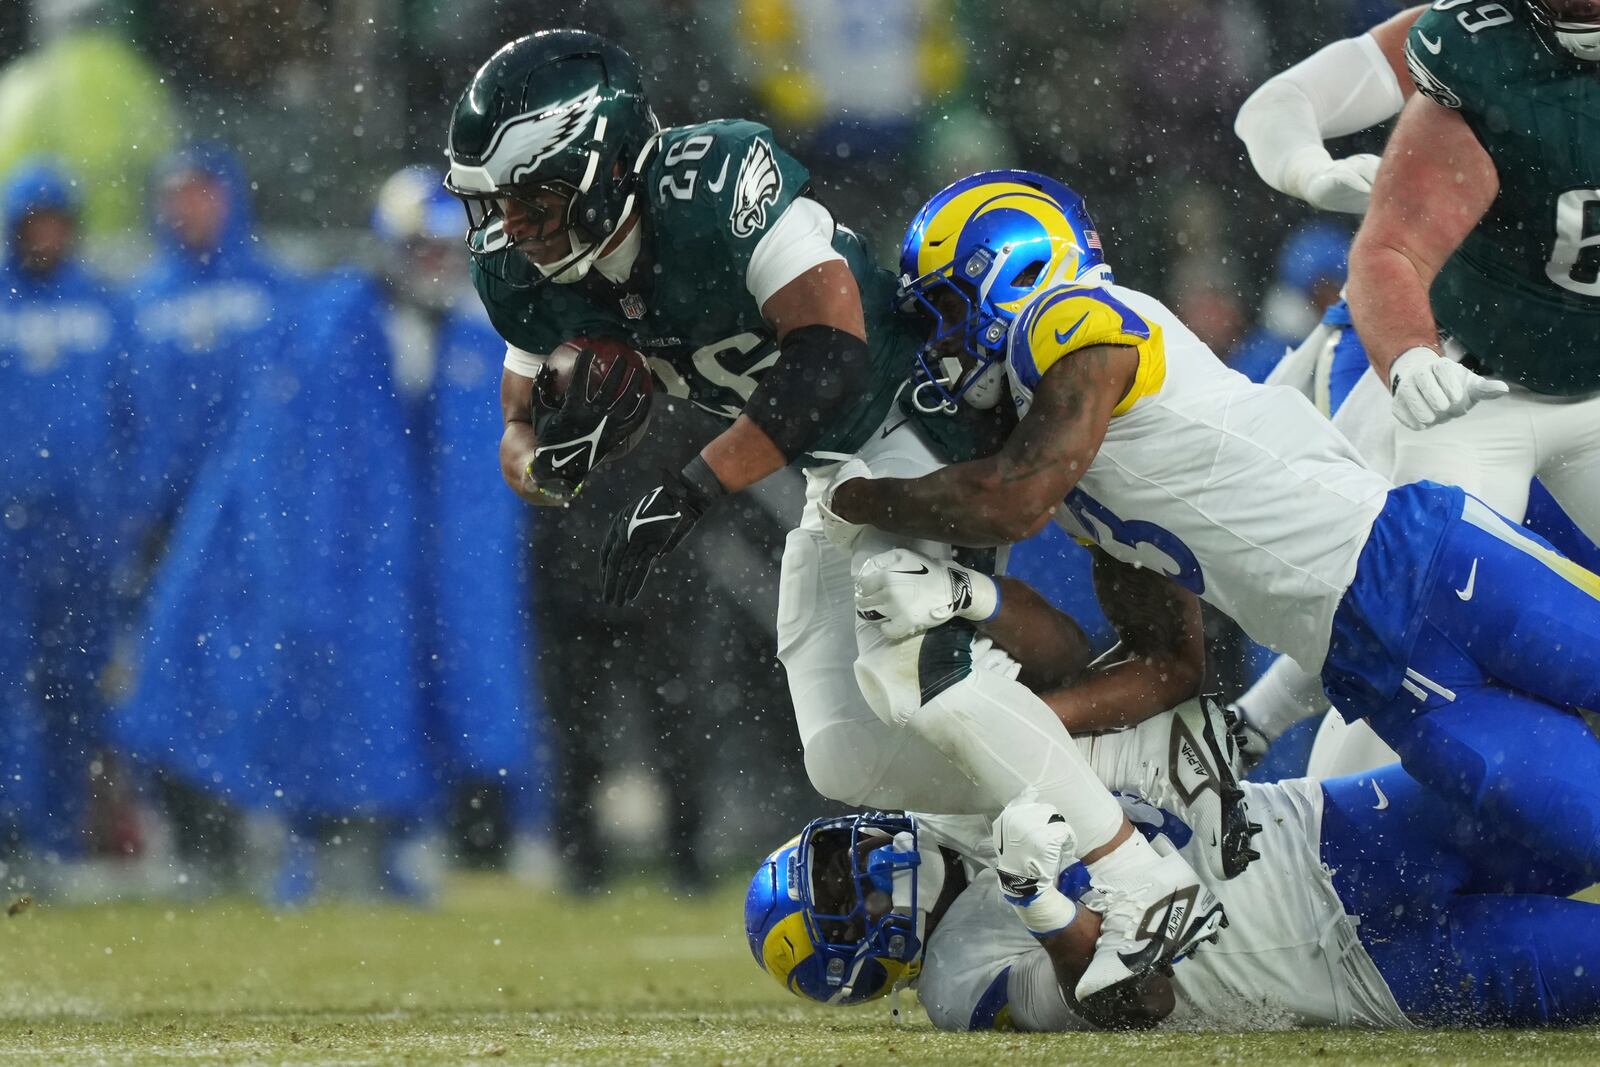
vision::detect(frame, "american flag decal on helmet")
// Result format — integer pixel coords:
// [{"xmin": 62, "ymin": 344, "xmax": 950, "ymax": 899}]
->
[{"xmin": 1085, "ymin": 230, "xmax": 1102, "ymax": 251}]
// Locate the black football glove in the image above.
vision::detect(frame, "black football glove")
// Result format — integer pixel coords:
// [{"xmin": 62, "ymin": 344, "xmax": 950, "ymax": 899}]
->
[
  {"xmin": 599, "ymin": 462, "xmax": 723, "ymax": 605},
  {"xmin": 527, "ymin": 347, "xmax": 650, "ymax": 505}
]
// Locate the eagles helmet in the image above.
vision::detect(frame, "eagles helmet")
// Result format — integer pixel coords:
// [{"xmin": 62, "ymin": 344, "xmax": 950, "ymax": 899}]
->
[
  {"xmin": 1524, "ymin": 0, "xmax": 1600, "ymax": 60},
  {"xmin": 445, "ymin": 29, "xmax": 660, "ymax": 285},
  {"xmin": 898, "ymin": 170, "xmax": 1111, "ymax": 414},
  {"xmin": 745, "ymin": 812, "xmax": 926, "ymax": 1006}
]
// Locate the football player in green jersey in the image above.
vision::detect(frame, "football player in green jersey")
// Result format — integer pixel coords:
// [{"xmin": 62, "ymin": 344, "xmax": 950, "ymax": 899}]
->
[
  {"xmin": 1348, "ymin": 0, "xmax": 1600, "ymax": 541},
  {"xmin": 444, "ymin": 30, "xmax": 1229, "ymax": 1007}
]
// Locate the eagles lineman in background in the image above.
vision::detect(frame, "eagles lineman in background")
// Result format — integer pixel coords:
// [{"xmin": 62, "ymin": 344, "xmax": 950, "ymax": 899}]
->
[
  {"xmin": 1348, "ymin": 0, "xmax": 1600, "ymax": 532},
  {"xmin": 443, "ymin": 30, "xmax": 1233, "ymax": 1009}
]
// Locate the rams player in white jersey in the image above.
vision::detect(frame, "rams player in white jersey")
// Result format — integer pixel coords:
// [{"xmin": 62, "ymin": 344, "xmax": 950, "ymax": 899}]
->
[
  {"xmin": 747, "ymin": 561, "xmax": 1600, "ymax": 1031},
  {"xmin": 824, "ymin": 171, "xmax": 1600, "ymax": 889}
]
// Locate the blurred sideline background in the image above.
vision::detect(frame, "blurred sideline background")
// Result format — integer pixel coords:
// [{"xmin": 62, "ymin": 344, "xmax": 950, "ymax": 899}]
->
[{"xmin": 0, "ymin": 0, "xmax": 1384, "ymax": 907}]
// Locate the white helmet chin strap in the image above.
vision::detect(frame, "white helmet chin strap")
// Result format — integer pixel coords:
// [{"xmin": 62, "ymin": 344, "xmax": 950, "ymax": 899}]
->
[{"xmin": 535, "ymin": 126, "xmax": 664, "ymax": 285}]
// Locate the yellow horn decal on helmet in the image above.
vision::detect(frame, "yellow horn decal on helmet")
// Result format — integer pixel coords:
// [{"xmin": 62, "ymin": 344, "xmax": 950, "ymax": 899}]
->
[
  {"xmin": 761, "ymin": 910, "xmax": 815, "ymax": 990},
  {"xmin": 914, "ymin": 183, "xmax": 1073, "ymax": 279}
]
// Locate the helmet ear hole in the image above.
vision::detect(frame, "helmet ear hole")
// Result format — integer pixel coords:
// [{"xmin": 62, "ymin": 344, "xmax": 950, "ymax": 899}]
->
[{"xmin": 1009, "ymin": 259, "xmax": 1047, "ymax": 289}]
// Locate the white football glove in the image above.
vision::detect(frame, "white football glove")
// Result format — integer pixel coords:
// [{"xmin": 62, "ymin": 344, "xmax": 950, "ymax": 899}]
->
[
  {"xmin": 1297, "ymin": 152, "xmax": 1381, "ymax": 215},
  {"xmin": 1389, "ymin": 346, "xmax": 1509, "ymax": 431},
  {"xmin": 819, "ymin": 457, "xmax": 872, "ymax": 552},
  {"xmin": 993, "ymin": 799, "xmax": 1080, "ymax": 937},
  {"xmin": 855, "ymin": 549, "xmax": 1000, "ymax": 641}
]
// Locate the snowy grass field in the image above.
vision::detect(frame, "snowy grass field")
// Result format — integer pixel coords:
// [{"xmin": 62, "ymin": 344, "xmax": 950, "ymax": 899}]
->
[{"xmin": 4, "ymin": 874, "xmax": 1600, "ymax": 1066}]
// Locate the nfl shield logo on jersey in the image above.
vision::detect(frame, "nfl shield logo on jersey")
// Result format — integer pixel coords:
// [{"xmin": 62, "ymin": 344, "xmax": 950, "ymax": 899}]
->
[{"xmin": 619, "ymin": 292, "xmax": 647, "ymax": 319}]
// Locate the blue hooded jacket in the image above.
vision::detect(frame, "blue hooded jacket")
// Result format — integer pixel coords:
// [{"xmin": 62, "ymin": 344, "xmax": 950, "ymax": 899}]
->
[
  {"xmin": 123, "ymin": 142, "xmax": 298, "ymax": 537},
  {"xmin": 0, "ymin": 159, "xmax": 132, "ymax": 854}
]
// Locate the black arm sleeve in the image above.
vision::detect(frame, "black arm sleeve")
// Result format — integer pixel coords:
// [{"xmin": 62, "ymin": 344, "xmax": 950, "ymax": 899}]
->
[{"xmin": 743, "ymin": 324, "xmax": 871, "ymax": 462}]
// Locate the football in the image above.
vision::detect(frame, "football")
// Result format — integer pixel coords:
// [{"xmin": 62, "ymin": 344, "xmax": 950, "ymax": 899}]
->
[
  {"xmin": 538, "ymin": 335, "xmax": 653, "ymax": 407},
  {"xmin": 535, "ymin": 335, "xmax": 654, "ymax": 467}
]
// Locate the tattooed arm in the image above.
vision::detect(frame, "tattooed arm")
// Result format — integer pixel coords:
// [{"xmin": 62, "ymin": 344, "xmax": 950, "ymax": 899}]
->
[
  {"xmin": 829, "ymin": 344, "xmax": 1138, "ymax": 546},
  {"xmin": 1033, "ymin": 549, "xmax": 1206, "ymax": 733}
]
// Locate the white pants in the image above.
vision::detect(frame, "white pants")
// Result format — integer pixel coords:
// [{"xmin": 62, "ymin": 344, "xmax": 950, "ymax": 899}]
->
[
  {"xmin": 1391, "ymin": 379, "xmax": 1600, "ymax": 534},
  {"xmin": 778, "ymin": 411, "xmax": 1124, "ymax": 849},
  {"xmin": 780, "ymin": 413, "xmax": 991, "ymax": 811}
]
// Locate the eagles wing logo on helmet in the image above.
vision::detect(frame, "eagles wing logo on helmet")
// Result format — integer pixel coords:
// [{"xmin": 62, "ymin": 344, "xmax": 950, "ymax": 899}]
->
[
  {"xmin": 730, "ymin": 139, "xmax": 783, "ymax": 238},
  {"xmin": 484, "ymin": 86, "xmax": 603, "ymax": 188}
]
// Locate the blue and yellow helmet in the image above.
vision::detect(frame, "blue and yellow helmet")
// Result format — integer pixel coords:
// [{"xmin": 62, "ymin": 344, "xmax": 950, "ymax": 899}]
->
[
  {"xmin": 745, "ymin": 812, "xmax": 924, "ymax": 1006},
  {"xmin": 898, "ymin": 169, "xmax": 1110, "ymax": 413}
]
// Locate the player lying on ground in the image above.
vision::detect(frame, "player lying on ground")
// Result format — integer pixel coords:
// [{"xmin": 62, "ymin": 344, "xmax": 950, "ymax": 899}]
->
[
  {"xmin": 825, "ymin": 168, "xmax": 1600, "ymax": 889},
  {"xmin": 444, "ymin": 32, "xmax": 1228, "ymax": 1007},
  {"xmin": 749, "ymin": 768, "xmax": 1600, "ymax": 1031},
  {"xmin": 752, "ymin": 554, "xmax": 1600, "ymax": 1030}
]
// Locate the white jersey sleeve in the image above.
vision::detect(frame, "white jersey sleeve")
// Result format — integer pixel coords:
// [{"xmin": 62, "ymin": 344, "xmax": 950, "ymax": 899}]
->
[
  {"xmin": 916, "ymin": 781, "xmax": 1408, "ymax": 1032},
  {"xmin": 918, "ymin": 869, "xmax": 1094, "ymax": 1032},
  {"xmin": 502, "ymin": 342, "xmax": 547, "ymax": 379},
  {"xmin": 744, "ymin": 197, "xmax": 846, "ymax": 308}
]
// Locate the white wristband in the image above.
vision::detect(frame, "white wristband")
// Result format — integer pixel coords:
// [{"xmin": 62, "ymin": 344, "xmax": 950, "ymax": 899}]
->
[
  {"xmin": 1005, "ymin": 882, "xmax": 1079, "ymax": 938},
  {"xmin": 953, "ymin": 567, "xmax": 1001, "ymax": 624}
]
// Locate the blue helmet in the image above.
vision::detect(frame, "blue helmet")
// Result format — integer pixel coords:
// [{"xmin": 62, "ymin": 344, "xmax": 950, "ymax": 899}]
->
[
  {"xmin": 898, "ymin": 170, "xmax": 1110, "ymax": 413},
  {"xmin": 373, "ymin": 164, "xmax": 461, "ymax": 243},
  {"xmin": 745, "ymin": 812, "xmax": 926, "ymax": 1005}
]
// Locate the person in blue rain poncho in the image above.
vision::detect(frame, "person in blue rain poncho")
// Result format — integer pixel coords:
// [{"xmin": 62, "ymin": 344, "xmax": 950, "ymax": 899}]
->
[
  {"xmin": 0, "ymin": 159, "xmax": 132, "ymax": 868},
  {"xmin": 121, "ymin": 141, "xmax": 299, "ymax": 561},
  {"xmin": 118, "ymin": 166, "xmax": 537, "ymax": 899},
  {"xmin": 373, "ymin": 165, "xmax": 538, "ymax": 868}
]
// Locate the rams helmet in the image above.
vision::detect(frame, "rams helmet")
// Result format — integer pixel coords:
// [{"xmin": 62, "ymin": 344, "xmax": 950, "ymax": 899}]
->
[
  {"xmin": 745, "ymin": 812, "xmax": 926, "ymax": 1006},
  {"xmin": 898, "ymin": 170, "xmax": 1110, "ymax": 413}
]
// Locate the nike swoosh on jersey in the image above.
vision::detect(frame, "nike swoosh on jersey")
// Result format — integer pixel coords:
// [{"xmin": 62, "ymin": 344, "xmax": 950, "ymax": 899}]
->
[
  {"xmin": 1371, "ymin": 778, "xmax": 1390, "ymax": 810},
  {"xmin": 1418, "ymin": 31, "xmax": 1443, "ymax": 54},
  {"xmin": 1054, "ymin": 312, "xmax": 1092, "ymax": 346},
  {"xmin": 704, "ymin": 155, "xmax": 730, "ymax": 194},
  {"xmin": 891, "ymin": 565, "xmax": 931, "ymax": 575},
  {"xmin": 1455, "ymin": 558, "xmax": 1478, "ymax": 601},
  {"xmin": 880, "ymin": 416, "xmax": 910, "ymax": 439}
]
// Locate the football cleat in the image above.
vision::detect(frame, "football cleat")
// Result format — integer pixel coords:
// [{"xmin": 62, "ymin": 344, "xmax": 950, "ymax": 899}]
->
[
  {"xmin": 1074, "ymin": 847, "xmax": 1227, "ymax": 1012},
  {"xmin": 1079, "ymin": 697, "xmax": 1259, "ymax": 882}
]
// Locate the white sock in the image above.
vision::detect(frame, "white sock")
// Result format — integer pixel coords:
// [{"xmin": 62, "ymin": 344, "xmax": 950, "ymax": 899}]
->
[
  {"xmin": 903, "ymin": 665, "xmax": 1126, "ymax": 854},
  {"xmin": 1085, "ymin": 830, "xmax": 1159, "ymax": 889},
  {"xmin": 1234, "ymin": 654, "xmax": 1330, "ymax": 741}
]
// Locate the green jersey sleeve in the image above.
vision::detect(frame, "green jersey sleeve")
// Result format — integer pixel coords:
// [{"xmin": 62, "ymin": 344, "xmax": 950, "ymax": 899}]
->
[
  {"xmin": 1403, "ymin": 2, "xmax": 1515, "ymax": 119},
  {"xmin": 649, "ymin": 120, "xmax": 813, "ymax": 285}
]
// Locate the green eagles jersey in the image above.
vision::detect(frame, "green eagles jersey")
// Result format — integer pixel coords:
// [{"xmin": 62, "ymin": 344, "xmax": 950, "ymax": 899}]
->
[
  {"xmin": 1404, "ymin": 2, "xmax": 1600, "ymax": 395},
  {"xmin": 472, "ymin": 119, "xmax": 922, "ymax": 464}
]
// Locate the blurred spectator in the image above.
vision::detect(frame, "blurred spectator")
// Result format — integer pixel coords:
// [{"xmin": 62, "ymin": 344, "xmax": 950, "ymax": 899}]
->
[
  {"xmin": 738, "ymin": 0, "xmax": 965, "ymax": 247},
  {"xmin": 372, "ymin": 165, "xmax": 539, "ymax": 869},
  {"xmin": 0, "ymin": 0, "xmax": 175, "ymax": 240},
  {"xmin": 1228, "ymin": 221, "xmax": 1351, "ymax": 382},
  {"xmin": 0, "ymin": 159, "xmax": 131, "ymax": 872},
  {"xmin": 120, "ymin": 142, "xmax": 300, "ymax": 572}
]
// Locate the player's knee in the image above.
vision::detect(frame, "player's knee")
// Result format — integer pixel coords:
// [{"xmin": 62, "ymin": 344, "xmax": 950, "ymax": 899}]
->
[
  {"xmin": 801, "ymin": 737, "xmax": 878, "ymax": 808},
  {"xmin": 853, "ymin": 646, "xmax": 920, "ymax": 729}
]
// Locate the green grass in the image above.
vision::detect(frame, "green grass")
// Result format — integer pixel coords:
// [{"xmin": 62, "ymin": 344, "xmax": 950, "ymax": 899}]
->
[{"xmin": 3, "ymin": 874, "xmax": 1600, "ymax": 1065}]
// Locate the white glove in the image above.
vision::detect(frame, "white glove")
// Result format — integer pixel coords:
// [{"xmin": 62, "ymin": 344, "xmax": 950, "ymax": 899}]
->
[
  {"xmin": 819, "ymin": 457, "xmax": 872, "ymax": 551},
  {"xmin": 993, "ymin": 799, "xmax": 1080, "ymax": 937},
  {"xmin": 855, "ymin": 548, "xmax": 1000, "ymax": 641},
  {"xmin": 1389, "ymin": 346, "xmax": 1510, "ymax": 431},
  {"xmin": 1291, "ymin": 150, "xmax": 1381, "ymax": 215}
]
